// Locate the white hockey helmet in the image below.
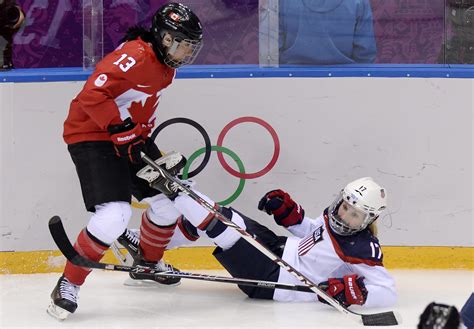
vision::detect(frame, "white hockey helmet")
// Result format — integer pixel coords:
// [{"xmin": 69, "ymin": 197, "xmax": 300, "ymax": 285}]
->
[{"xmin": 328, "ymin": 177, "xmax": 387, "ymax": 236}]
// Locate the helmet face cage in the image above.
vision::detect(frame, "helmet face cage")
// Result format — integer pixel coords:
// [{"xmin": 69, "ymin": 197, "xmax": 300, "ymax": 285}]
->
[
  {"xmin": 162, "ymin": 33, "xmax": 203, "ymax": 68},
  {"xmin": 328, "ymin": 178, "xmax": 387, "ymax": 236},
  {"xmin": 328, "ymin": 191, "xmax": 376, "ymax": 236},
  {"xmin": 152, "ymin": 3, "xmax": 203, "ymax": 68}
]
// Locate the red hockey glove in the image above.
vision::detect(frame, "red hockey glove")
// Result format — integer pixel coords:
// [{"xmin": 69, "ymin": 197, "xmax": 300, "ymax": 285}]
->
[
  {"xmin": 318, "ymin": 274, "xmax": 368, "ymax": 307},
  {"xmin": 257, "ymin": 189, "xmax": 304, "ymax": 227},
  {"xmin": 108, "ymin": 118, "xmax": 145, "ymax": 164}
]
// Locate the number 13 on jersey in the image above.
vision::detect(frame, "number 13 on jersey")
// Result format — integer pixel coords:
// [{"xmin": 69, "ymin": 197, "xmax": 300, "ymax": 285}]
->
[{"xmin": 113, "ymin": 54, "xmax": 136, "ymax": 72}]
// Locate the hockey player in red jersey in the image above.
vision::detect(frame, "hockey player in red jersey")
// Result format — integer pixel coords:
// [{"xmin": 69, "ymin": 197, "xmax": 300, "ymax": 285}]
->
[
  {"xmin": 137, "ymin": 158, "xmax": 397, "ymax": 308},
  {"xmin": 47, "ymin": 3, "xmax": 203, "ymax": 321}
]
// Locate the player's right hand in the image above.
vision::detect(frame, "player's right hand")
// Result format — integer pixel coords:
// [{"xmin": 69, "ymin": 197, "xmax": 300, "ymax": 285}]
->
[
  {"xmin": 257, "ymin": 189, "xmax": 305, "ymax": 227},
  {"xmin": 318, "ymin": 274, "xmax": 368, "ymax": 307},
  {"xmin": 108, "ymin": 118, "xmax": 145, "ymax": 164}
]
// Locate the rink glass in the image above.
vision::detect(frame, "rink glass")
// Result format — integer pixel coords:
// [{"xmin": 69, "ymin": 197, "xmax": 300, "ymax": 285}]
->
[{"xmin": 7, "ymin": 0, "xmax": 474, "ymax": 68}]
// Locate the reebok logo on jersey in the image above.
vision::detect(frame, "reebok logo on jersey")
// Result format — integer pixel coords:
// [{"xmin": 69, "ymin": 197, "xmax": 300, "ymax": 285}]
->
[
  {"xmin": 117, "ymin": 133, "xmax": 136, "ymax": 142},
  {"xmin": 94, "ymin": 74, "xmax": 108, "ymax": 87}
]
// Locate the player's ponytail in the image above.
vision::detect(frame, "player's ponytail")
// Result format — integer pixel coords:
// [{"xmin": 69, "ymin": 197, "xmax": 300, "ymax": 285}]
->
[
  {"xmin": 368, "ymin": 223, "xmax": 378, "ymax": 237},
  {"xmin": 120, "ymin": 26, "xmax": 154, "ymax": 44}
]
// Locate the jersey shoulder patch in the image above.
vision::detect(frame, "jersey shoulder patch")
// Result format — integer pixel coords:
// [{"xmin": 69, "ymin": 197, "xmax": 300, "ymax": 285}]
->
[{"xmin": 324, "ymin": 216, "xmax": 383, "ymax": 266}]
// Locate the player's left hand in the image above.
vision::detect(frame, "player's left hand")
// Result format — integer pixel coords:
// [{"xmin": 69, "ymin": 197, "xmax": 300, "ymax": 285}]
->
[
  {"xmin": 318, "ymin": 274, "xmax": 368, "ymax": 307},
  {"xmin": 257, "ymin": 189, "xmax": 304, "ymax": 227}
]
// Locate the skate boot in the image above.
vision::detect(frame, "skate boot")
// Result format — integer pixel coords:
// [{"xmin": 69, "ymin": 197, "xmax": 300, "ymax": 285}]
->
[
  {"xmin": 117, "ymin": 228, "xmax": 140, "ymax": 259},
  {"xmin": 136, "ymin": 151, "xmax": 186, "ymax": 199},
  {"xmin": 46, "ymin": 275, "xmax": 80, "ymax": 320},
  {"xmin": 128, "ymin": 256, "xmax": 181, "ymax": 286},
  {"xmin": 118, "ymin": 229, "xmax": 181, "ymax": 286}
]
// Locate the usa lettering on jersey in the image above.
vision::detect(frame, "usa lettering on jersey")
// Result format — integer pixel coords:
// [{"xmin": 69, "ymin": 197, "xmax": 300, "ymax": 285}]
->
[{"xmin": 298, "ymin": 226, "xmax": 324, "ymax": 256}]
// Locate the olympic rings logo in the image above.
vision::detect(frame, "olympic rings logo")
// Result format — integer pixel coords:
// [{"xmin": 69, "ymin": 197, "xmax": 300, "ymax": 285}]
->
[{"xmin": 132, "ymin": 116, "xmax": 280, "ymax": 208}]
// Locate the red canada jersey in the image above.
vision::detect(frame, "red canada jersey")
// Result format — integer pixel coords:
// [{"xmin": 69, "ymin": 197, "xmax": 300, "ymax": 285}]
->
[{"xmin": 63, "ymin": 38, "xmax": 175, "ymax": 144}]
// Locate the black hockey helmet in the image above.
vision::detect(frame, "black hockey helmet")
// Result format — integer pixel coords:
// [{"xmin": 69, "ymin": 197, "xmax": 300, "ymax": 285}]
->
[
  {"xmin": 417, "ymin": 302, "xmax": 461, "ymax": 329},
  {"xmin": 151, "ymin": 3, "xmax": 203, "ymax": 68}
]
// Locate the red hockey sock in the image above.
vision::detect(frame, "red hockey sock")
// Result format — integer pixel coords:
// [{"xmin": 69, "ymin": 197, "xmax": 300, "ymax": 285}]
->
[
  {"xmin": 63, "ymin": 228, "xmax": 109, "ymax": 285},
  {"xmin": 139, "ymin": 212, "xmax": 177, "ymax": 262}
]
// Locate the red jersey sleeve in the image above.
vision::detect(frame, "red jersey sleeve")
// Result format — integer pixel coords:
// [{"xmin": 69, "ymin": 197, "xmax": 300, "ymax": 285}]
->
[{"xmin": 75, "ymin": 40, "xmax": 157, "ymax": 130}]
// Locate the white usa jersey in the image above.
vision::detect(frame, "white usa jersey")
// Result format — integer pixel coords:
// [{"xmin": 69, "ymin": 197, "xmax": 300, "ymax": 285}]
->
[{"xmin": 273, "ymin": 209, "xmax": 397, "ymax": 308}]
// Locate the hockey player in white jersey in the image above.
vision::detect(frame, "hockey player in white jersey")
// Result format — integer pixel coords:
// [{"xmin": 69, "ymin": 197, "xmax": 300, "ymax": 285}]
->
[{"xmin": 137, "ymin": 153, "xmax": 397, "ymax": 308}]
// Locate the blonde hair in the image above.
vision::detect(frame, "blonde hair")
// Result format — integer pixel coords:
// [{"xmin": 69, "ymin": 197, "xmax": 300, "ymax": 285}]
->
[{"xmin": 368, "ymin": 222, "xmax": 378, "ymax": 237}]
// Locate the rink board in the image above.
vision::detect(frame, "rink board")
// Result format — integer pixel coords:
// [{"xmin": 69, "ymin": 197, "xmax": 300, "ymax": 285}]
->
[{"xmin": 0, "ymin": 70, "xmax": 472, "ymax": 274}]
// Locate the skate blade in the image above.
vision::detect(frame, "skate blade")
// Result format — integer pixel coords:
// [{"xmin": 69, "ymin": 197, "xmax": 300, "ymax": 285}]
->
[
  {"xmin": 123, "ymin": 277, "xmax": 181, "ymax": 287},
  {"xmin": 46, "ymin": 301, "xmax": 71, "ymax": 320}
]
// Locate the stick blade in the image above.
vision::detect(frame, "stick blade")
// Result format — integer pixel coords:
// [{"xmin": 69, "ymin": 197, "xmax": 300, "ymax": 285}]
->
[
  {"xmin": 361, "ymin": 311, "xmax": 401, "ymax": 326},
  {"xmin": 48, "ymin": 215, "xmax": 78, "ymax": 262},
  {"xmin": 48, "ymin": 215, "xmax": 101, "ymax": 269}
]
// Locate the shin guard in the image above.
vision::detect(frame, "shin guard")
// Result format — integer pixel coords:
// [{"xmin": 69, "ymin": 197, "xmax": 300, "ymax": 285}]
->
[
  {"xmin": 139, "ymin": 212, "xmax": 177, "ymax": 262},
  {"xmin": 63, "ymin": 229, "xmax": 109, "ymax": 285}
]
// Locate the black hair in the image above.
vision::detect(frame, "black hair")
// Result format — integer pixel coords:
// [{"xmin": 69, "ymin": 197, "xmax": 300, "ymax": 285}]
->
[
  {"xmin": 119, "ymin": 25, "xmax": 163, "ymax": 62},
  {"xmin": 120, "ymin": 26, "xmax": 155, "ymax": 44}
]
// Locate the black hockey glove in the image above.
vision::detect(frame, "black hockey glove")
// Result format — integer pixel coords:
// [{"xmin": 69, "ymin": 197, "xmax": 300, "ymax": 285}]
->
[
  {"xmin": 258, "ymin": 189, "xmax": 304, "ymax": 227},
  {"xmin": 108, "ymin": 118, "xmax": 145, "ymax": 164},
  {"xmin": 318, "ymin": 274, "xmax": 368, "ymax": 307}
]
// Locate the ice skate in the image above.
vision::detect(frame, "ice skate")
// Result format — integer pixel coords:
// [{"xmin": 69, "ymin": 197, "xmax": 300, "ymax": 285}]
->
[
  {"xmin": 46, "ymin": 275, "xmax": 80, "ymax": 320},
  {"xmin": 124, "ymin": 258, "xmax": 181, "ymax": 287},
  {"xmin": 117, "ymin": 228, "xmax": 140, "ymax": 260},
  {"xmin": 118, "ymin": 230, "xmax": 181, "ymax": 286}
]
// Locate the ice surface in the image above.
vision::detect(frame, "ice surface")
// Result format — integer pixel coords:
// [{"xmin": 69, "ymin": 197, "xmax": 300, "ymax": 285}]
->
[{"xmin": 0, "ymin": 270, "xmax": 472, "ymax": 328}]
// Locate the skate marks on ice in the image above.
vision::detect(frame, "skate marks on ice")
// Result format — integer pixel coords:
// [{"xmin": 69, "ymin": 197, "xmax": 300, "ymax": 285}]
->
[{"xmin": 0, "ymin": 270, "xmax": 472, "ymax": 328}]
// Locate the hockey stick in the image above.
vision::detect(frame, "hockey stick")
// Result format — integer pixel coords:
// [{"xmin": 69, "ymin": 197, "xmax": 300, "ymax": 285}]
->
[
  {"xmin": 140, "ymin": 152, "xmax": 400, "ymax": 327},
  {"xmin": 48, "ymin": 216, "xmax": 318, "ymax": 294},
  {"xmin": 109, "ymin": 240, "xmax": 314, "ymax": 292},
  {"xmin": 110, "ymin": 241, "xmax": 133, "ymax": 265}
]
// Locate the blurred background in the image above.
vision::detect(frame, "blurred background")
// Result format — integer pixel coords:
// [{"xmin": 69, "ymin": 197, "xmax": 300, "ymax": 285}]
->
[{"xmin": 4, "ymin": 0, "xmax": 473, "ymax": 68}]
